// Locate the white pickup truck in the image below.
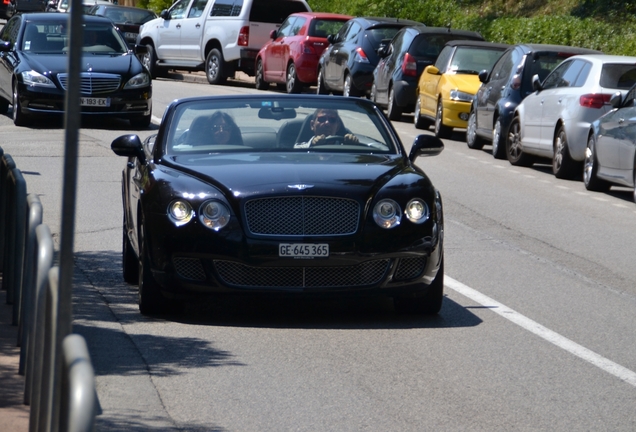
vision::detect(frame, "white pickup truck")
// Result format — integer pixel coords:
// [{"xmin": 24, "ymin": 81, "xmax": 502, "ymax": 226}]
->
[{"xmin": 137, "ymin": 0, "xmax": 311, "ymax": 84}]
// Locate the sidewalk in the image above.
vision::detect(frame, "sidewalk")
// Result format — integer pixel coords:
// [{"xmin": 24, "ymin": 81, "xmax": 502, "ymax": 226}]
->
[{"xmin": 0, "ymin": 289, "xmax": 29, "ymax": 432}]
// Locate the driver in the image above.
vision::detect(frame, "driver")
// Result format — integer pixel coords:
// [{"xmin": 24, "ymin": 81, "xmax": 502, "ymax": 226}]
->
[{"xmin": 294, "ymin": 108, "xmax": 359, "ymax": 148}]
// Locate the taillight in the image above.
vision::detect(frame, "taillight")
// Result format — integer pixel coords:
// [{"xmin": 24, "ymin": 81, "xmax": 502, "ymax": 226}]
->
[
  {"xmin": 238, "ymin": 26, "xmax": 249, "ymax": 46},
  {"xmin": 2, "ymin": 0, "xmax": 9, "ymax": 5},
  {"xmin": 401, "ymin": 52, "xmax": 417, "ymax": 77},
  {"xmin": 579, "ymin": 93, "xmax": 611, "ymax": 109},
  {"xmin": 354, "ymin": 47, "xmax": 369, "ymax": 63},
  {"xmin": 302, "ymin": 39, "xmax": 317, "ymax": 55}
]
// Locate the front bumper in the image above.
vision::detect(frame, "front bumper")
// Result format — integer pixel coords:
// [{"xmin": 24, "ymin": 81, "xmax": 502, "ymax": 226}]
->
[{"xmin": 442, "ymin": 99, "xmax": 471, "ymax": 129}]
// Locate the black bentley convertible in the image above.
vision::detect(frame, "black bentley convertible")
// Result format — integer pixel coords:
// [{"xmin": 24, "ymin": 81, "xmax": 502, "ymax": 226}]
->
[{"xmin": 111, "ymin": 95, "xmax": 445, "ymax": 316}]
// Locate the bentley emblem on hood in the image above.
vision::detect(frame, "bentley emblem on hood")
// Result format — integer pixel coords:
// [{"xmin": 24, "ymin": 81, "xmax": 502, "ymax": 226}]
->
[{"xmin": 287, "ymin": 184, "xmax": 314, "ymax": 190}]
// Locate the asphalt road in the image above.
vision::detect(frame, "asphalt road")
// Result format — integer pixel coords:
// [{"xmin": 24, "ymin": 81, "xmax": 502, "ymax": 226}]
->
[{"xmin": 1, "ymin": 77, "xmax": 635, "ymax": 431}]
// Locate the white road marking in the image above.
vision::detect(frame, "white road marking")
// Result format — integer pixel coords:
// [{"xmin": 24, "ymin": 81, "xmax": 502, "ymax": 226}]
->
[{"xmin": 445, "ymin": 276, "xmax": 636, "ymax": 388}]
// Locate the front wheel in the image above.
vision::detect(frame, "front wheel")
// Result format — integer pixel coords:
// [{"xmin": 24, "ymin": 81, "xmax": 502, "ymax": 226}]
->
[
  {"xmin": 394, "ymin": 258, "xmax": 444, "ymax": 315},
  {"xmin": 343, "ymin": 73, "xmax": 359, "ymax": 97},
  {"xmin": 492, "ymin": 117, "xmax": 506, "ymax": 159},
  {"xmin": 466, "ymin": 110, "xmax": 484, "ymax": 149},
  {"xmin": 205, "ymin": 48, "xmax": 227, "ymax": 85},
  {"xmin": 254, "ymin": 59, "xmax": 269, "ymax": 90},
  {"xmin": 506, "ymin": 116, "xmax": 533, "ymax": 167},
  {"xmin": 434, "ymin": 100, "xmax": 452, "ymax": 139},
  {"xmin": 414, "ymin": 97, "xmax": 430, "ymax": 130},
  {"xmin": 286, "ymin": 63, "xmax": 302, "ymax": 94},
  {"xmin": 141, "ymin": 44, "xmax": 162, "ymax": 79},
  {"xmin": 583, "ymin": 134, "xmax": 611, "ymax": 192},
  {"xmin": 387, "ymin": 87, "xmax": 402, "ymax": 121}
]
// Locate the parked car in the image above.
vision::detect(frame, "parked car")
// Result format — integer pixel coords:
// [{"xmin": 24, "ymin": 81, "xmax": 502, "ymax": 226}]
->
[
  {"xmin": 0, "ymin": 13, "xmax": 152, "ymax": 127},
  {"xmin": 467, "ymin": 44, "xmax": 601, "ymax": 159},
  {"xmin": 585, "ymin": 84, "xmax": 636, "ymax": 200},
  {"xmin": 110, "ymin": 94, "xmax": 445, "ymax": 316},
  {"xmin": 316, "ymin": 16, "xmax": 421, "ymax": 97},
  {"xmin": 415, "ymin": 40, "xmax": 509, "ymax": 138},
  {"xmin": 138, "ymin": 0, "xmax": 310, "ymax": 83},
  {"xmin": 506, "ymin": 54, "xmax": 636, "ymax": 179},
  {"xmin": 14, "ymin": 0, "xmax": 47, "ymax": 13},
  {"xmin": 87, "ymin": 4, "xmax": 157, "ymax": 48},
  {"xmin": 0, "ymin": 0, "xmax": 15, "ymax": 20},
  {"xmin": 254, "ymin": 12, "xmax": 351, "ymax": 93},
  {"xmin": 55, "ymin": 0, "xmax": 111, "ymax": 13},
  {"xmin": 371, "ymin": 25, "xmax": 484, "ymax": 120}
]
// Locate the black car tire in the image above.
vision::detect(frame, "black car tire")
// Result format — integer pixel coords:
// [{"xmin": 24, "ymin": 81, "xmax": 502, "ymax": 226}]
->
[
  {"xmin": 316, "ymin": 68, "xmax": 328, "ymax": 95},
  {"xmin": 286, "ymin": 63, "xmax": 302, "ymax": 94},
  {"xmin": 122, "ymin": 217, "xmax": 138, "ymax": 284},
  {"xmin": 414, "ymin": 97, "xmax": 430, "ymax": 130},
  {"xmin": 343, "ymin": 73, "xmax": 359, "ymax": 97},
  {"xmin": 553, "ymin": 125, "xmax": 580, "ymax": 179},
  {"xmin": 583, "ymin": 134, "xmax": 611, "ymax": 192},
  {"xmin": 387, "ymin": 87, "xmax": 402, "ymax": 121},
  {"xmin": 205, "ymin": 48, "xmax": 227, "ymax": 85},
  {"xmin": 138, "ymin": 215, "xmax": 170, "ymax": 315},
  {"xmin": 142, "ymin": 44, "xmax": 163, "ymax": 79},
  {"xmin": 370, "ymin": 83, "xmax": 378, "ymax": 105},
  {"xmin": 466, "ymin": 110, "xmax": 484, "ymax": 149},
  {"xmin": 12, "ymin": 81, "xmax": 29, "ymax": 127},
  {"xmin": 0, "ymin": 98, "xmax": 9, "ymax": 115},
  {"xmin": 434, "ymin": 100, "xmax": 452, "ymax": 139},
  {"xmin": 506, "ymin": 116, "xmax": 534, "ymax": 167},
  {"xmin": 394, "ymin": 258, "xmax": 444, "ymax": 315},
  {"xmin": 255, "ymin": 58, "xmax": 269, "ymax": 90},
  {"xmin": 492, "ymin": 117, "xmax": 507, "ymax": 159}
]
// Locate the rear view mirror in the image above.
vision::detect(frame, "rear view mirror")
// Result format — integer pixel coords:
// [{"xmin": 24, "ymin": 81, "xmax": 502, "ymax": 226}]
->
[{"xmin": 258, "ymin": 107, "xmax": 297, "ymax": 120}]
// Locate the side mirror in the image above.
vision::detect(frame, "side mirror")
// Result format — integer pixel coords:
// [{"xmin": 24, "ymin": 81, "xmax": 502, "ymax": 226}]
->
[
  {"xmin": 160, "ymin": 9, "xmax": 170, "ymax": 19},
  {"xmin": 409, "ymin": 135, "xmax": 444, "ymax": 162},
  {"xmin": 134, "ymin": 44, "xmax": 147, "ymax": 55},
  {"xmin": 0, "ymin": 41, "xmax": 12, "ymax": 52},
  {"xmin": 425, "ymin": 65, "xmax": 440, "ymax": 75},
  {"xmin": 377, "ymin": 45, "xmax": 389, "ymax": 58},
  {"xmin": 111, "ymin": 134, "xmax": 146, "ymax": 164},
  {"xmin": 269, "ymin": 29, "xmax": 277, "ymax": 39},
  {"xmin": 478, "ymin": 69, "xmax": 488, "ymax": 83},
  {"xmin": 327, "ymin": 34, "xmax": 336, "ymax": 44},
  {"xmin": 532, "ymin": 74, "xmax": 542, "ymax": 92},
  {"xmin": 610, "ymin": 91, "xmax": 622, "ymax": 108}
]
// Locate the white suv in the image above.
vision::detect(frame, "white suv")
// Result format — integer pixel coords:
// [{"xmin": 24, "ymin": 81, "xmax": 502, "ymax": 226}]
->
[{"xmin": 137, "ymin": 0, "xmax": 311, "ymax": 84}]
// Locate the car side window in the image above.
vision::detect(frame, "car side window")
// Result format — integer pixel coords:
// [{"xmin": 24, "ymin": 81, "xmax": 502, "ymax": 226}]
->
[
  {"xmin": 187, "ymin": 0, "xmax": 207, "ymax": 18},
  {"xmin": 1, "ymin": 16, "xmax": 20, "ymax": 44},
  {"xmin": 344, "ymin": 22, "xmax": 362, "ymax": 42},
  {"xmin": 489, "ymin": 50, "xmax": 510, "ymax": 81},
  {"xmin": 623, "ymin": 86, "xmax": 636, "ymax": 107},
  {"xmin": 573, "ymin": 62, "xmax": 592, "ymax": 87},
  {"xmin": 558, "ymin": 60, "xmax": 586, "ymax": 88},
  {"xmin": 542, "ymin": 60, "xmax": 572, "ymax": 90},
  {"xmin": 277, "ymin": 17, "xmax": 296, "ymax": 38},
  {"xmin": 168, "ymin": 0, "xmax": 189, "ymax": 19},
  {"xmin": 211, "ymin": 0, "xmax": 243, "ymax": 16},
  {"xmin": 434, "ymin": 46, "xmax": 453, "ymax": 71},
  {"xmin": 291, "ymin": 17, "xmax": 306, "ymax": 35}
]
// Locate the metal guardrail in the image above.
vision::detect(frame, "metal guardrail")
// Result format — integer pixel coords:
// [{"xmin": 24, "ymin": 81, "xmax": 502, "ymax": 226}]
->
[{"xmin": 1, "ymin": 150, "xmax": 97, "ymax": 432}]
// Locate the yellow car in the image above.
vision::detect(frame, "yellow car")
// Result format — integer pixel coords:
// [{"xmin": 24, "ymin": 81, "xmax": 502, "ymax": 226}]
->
[{"xmin": 415, "ymin": 40, "xmax": 509, "ymax": 138}]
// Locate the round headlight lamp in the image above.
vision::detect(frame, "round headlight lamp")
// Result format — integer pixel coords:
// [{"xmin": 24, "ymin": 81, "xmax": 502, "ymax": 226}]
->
[
  {"xmin": 200, "ymin": 200, "xmax": 230, "ymax": 231},
  {"xmin": 373, "ymin": 199, "xmax": 401, "ymax": 229},
  {"xmin": 405, "ymin": 199, "xmax": 429, "ymax": 224},
  {"xmin": 168, "ymin": 200, "xmax": 193, "ymax": 226}
]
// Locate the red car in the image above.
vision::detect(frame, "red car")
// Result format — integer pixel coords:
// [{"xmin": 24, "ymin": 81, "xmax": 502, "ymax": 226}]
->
[{"xmin": 255, "ymin": 12, "xmax": 352, "ymax": 93}]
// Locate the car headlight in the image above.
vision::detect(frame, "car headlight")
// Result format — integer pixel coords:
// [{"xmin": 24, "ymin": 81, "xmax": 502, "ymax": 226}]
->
[
  {"xmin": 373, "ymin": 199, "xmax": 401, "ymax": 229},
  {"xmin": 21, "ymin": 70, "xmax": 55, "ymax": 88},
  {"xmin": 449, "ymin": 90, "xmax": 474, "ymax": 102},
  {"xmin": 124, "ymin": 72, "xmax": 151, "ymax": 89},
  {"xmin": 168, "ymin": 200, "xmax": 194, "ymax": 226},
  {"xmin": 405, "ymin": 199, "xmax": 429, "ymax": 224},
  {"xmin": 200, "ymin": 200, "xmax": 230, "ymax": 231}
]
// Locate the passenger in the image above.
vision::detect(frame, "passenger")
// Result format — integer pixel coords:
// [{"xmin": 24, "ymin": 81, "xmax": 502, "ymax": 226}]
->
[
  {"xmin": 294, "ymin": 108, "xmax": 359, "ymax": 148},
  {"xmin": 187, "ymin": 112, "xmax": 243, "ymax": 145}
]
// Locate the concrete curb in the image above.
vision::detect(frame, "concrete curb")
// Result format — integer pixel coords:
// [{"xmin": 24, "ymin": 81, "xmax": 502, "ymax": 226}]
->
[{"xmin": 164, "ymin": 70, "xmax": 256, "ymax": 86}]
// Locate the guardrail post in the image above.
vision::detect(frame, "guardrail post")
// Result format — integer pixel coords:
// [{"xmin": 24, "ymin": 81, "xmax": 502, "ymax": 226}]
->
[
  {"xmin": 26, "ymin": 225, "xmax": 54, "ymax": 427},
  {"xmin": 0, "ymin": 151, "xmax": 14, "ymax": 273},
  {"xmin": 19, "ymin": 193, "xmax": 43, "ymax": 377},
  {"xmin": 60, "ymin": 334, "xmax": 96, "ymax": 432}
]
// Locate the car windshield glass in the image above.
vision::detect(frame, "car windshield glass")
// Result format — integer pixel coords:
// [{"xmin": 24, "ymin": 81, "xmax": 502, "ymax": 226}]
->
[
  {"xmin": 308, "ymin": 18, "xmax": 348, "ymax": 38},
  {"xmin": 600, "ymin": 63, "xmax": 636, "ymax": 90},
  {"xmin": 366, "ymin": 26, "xmax": 402, "ymax": 50},
  {"xmin": 449, "ymin": 46, "xmax": 506, "ymax": 74},
  {"xmin": 165, "ymin": 98, "xmax": 398, "ymax": 156},
  {"xmin": 23, "ymin": 21, "xmax": 128, "ymax": 54},
  {"xmin": 105, "ymin": 8, "xmax": 156, "ymax": 24}
]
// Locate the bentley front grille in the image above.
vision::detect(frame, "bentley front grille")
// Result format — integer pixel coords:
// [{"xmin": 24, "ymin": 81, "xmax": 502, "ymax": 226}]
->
[
  {"xmin": 214, "ymin": 259, "xmax": 390, "ymax": 288},
  {"xmin": 173, "ymin": 257, "xmax": 206, "ymax": 281},
  {"xmin": 58, "ymin": 73, "xmax": 121, "ymax": 94},
  {"xmin": 393, "ymin": 257, "xmax": 426, "ymax": 281},
  {"xmin": 244, "ymin": 196, "xmax": 359, "ymax": 236}
]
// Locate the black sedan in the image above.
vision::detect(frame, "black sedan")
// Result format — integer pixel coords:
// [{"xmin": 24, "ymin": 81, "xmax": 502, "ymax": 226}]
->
[
  {"xmin": 467, "ymin": 43, "xmax": 600, "ymax": 159},
  {"xmin": 86, "ymin": 4, "xmax": 157, "ymax": 48},
  {"xmin": 0, "ymin": 13, "xmax": 152, "ymax": 127},
  {"xmin": 317, "ymin": 16, "xmax": 421, "ymax": 97},
  {"xmin": 111, "ymin": 95, "xmax": 445, "ymax": 316},
  {"xmin": 585, "ymin": 84, "xmax": 636, "ymax": 201}
]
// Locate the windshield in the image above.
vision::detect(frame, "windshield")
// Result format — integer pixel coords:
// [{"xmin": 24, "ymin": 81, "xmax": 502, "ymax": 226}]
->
[
  {"xmin": 449, "ymin": 46, "xmax": 506, "ymax": 75},
  {"xmin": 164, "ymin": 98, "xmax": 398, "ymax": 156},
  {"xmin": 22, "ymin": 21, "xmax": 129, "ymax": 54}
]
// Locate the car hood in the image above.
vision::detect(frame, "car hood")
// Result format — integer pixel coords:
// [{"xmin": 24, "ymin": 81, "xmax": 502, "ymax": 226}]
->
[
  {"xmin": 162, "ymin": 152, "xmax": 419, "ymax": 199},
  {"xmin": 19, "ymin": 52, "xmax": 138, "ymax": 75},
  {"xmin": 443, "ymin": 73, "xmax": 481, "ymax": 95}
]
